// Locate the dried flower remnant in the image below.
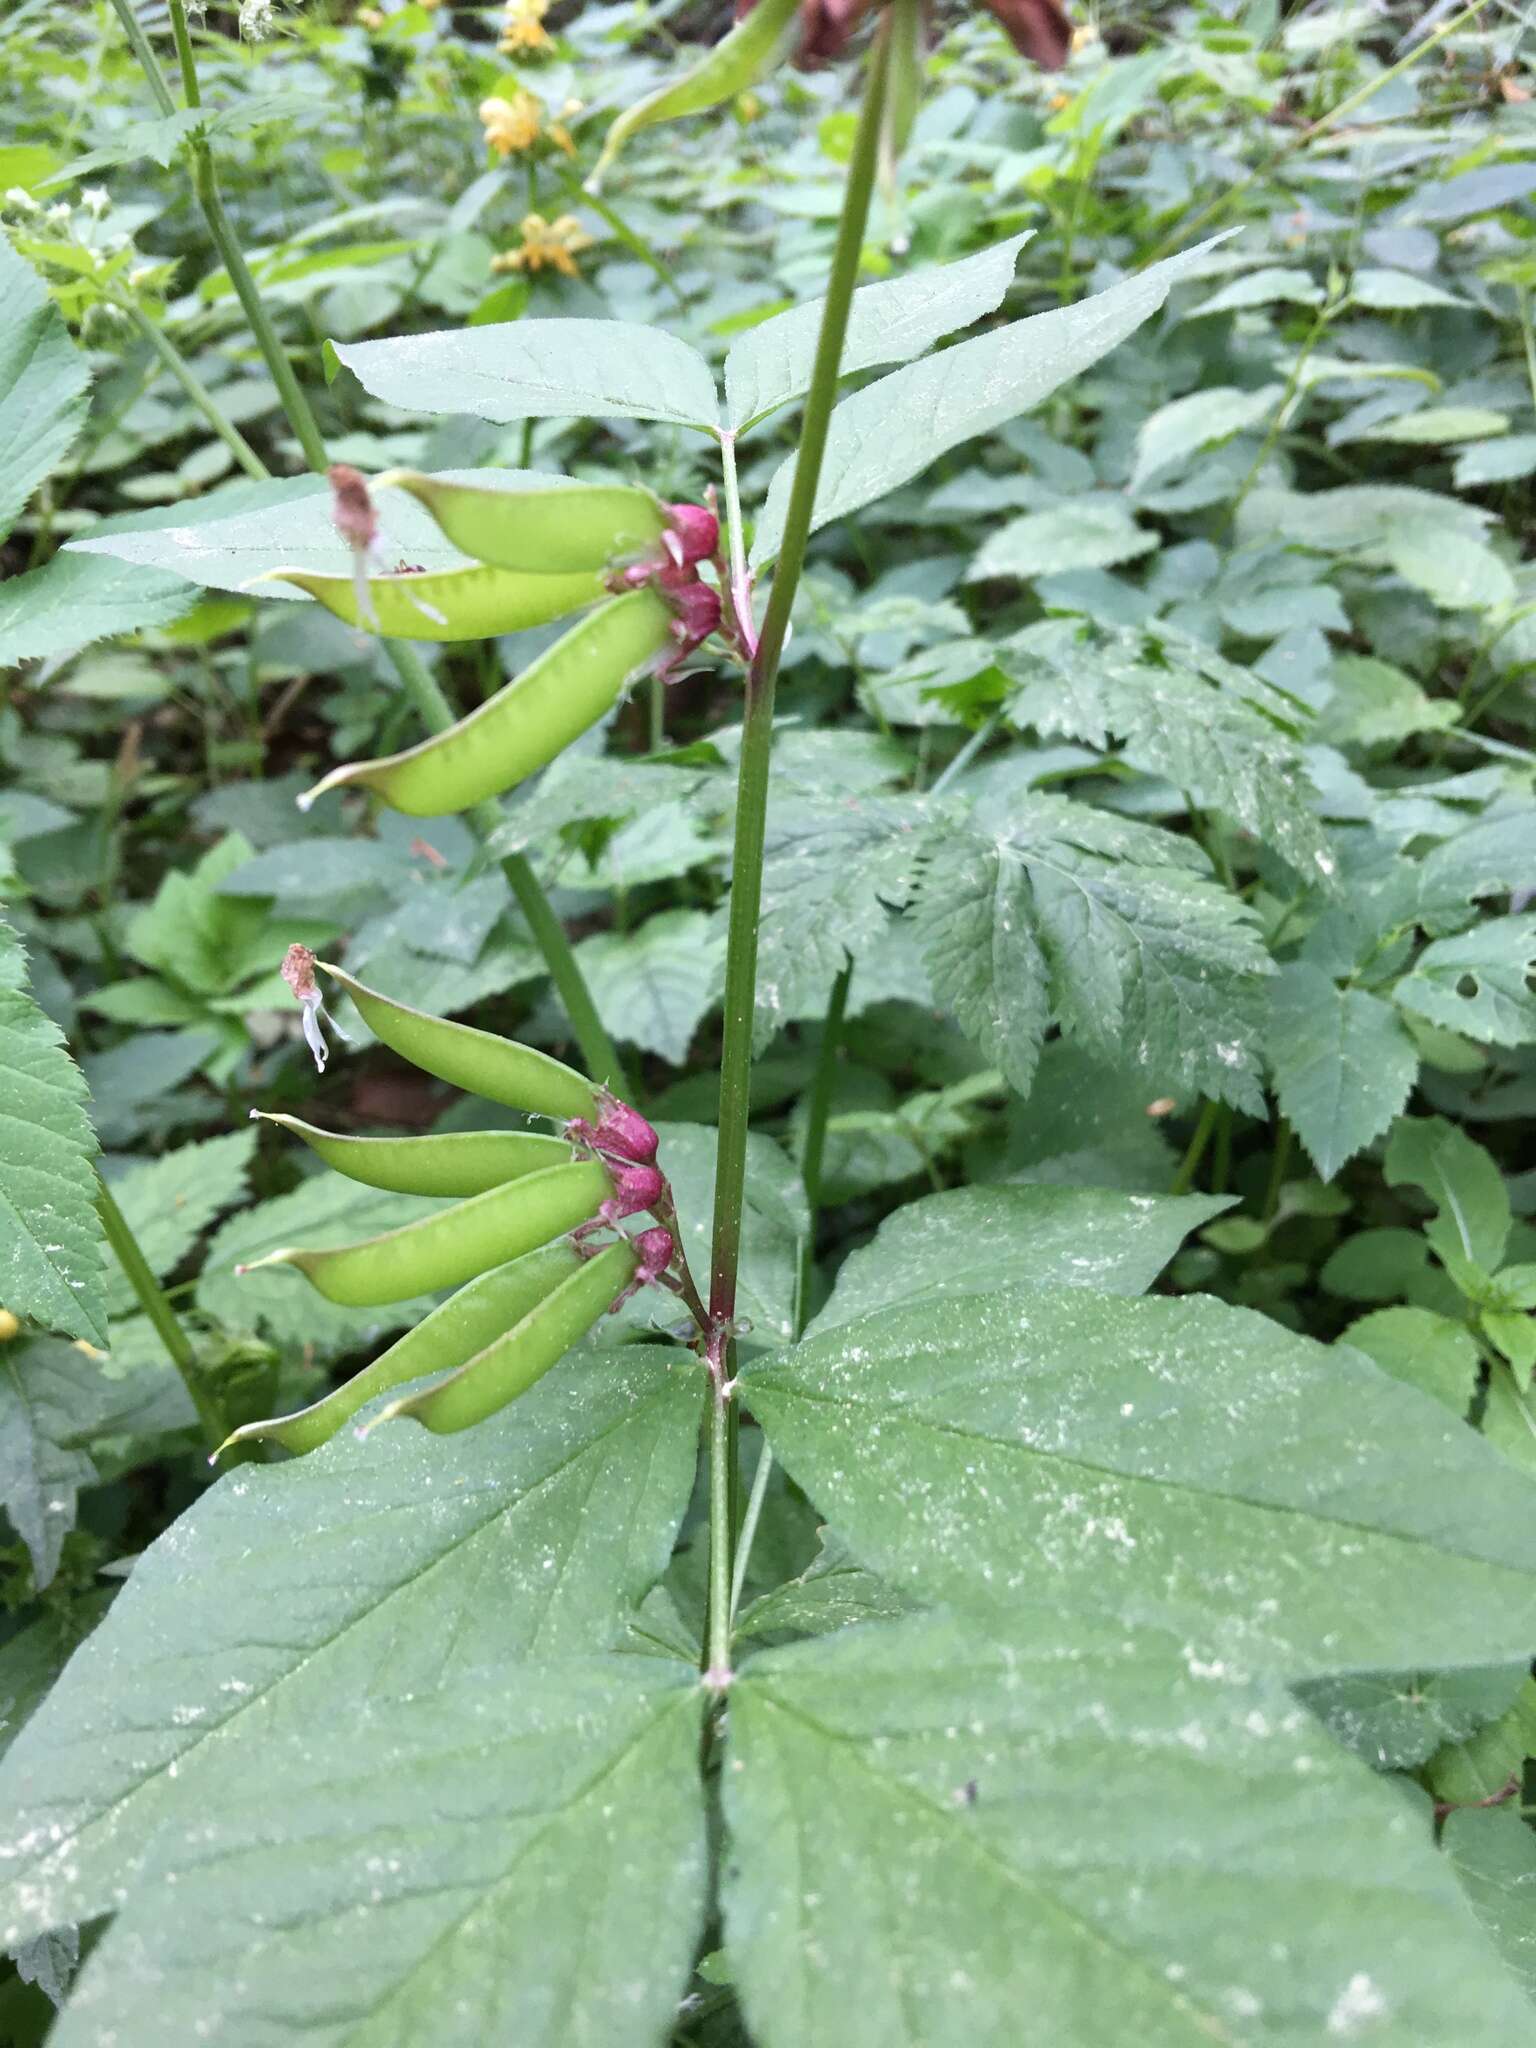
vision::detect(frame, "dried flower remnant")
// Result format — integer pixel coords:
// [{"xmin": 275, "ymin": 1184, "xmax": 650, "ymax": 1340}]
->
[
  {"xmin": 735, "ymin": 0, "xmax": 1070, "ymax": 68},
  {"xmin": 280, "ymin": 944, "xmax": 342, "ymax": 1074},
  {"xmin": 327, "ymin": 463, "xmax": 382, "ymax": 629}
]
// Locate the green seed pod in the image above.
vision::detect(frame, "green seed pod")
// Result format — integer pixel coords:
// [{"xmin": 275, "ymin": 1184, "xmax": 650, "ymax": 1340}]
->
[
  {"xmin": 377, "ymin": 470, "xmax": 667, "ymax": 574},
  {"xmin": 250, "ymin": 1113, "xmax": 572, "ymax": 1198},
  {"xmin": 214, "ymin": 1241, "xmax": 584, "ymax": 1459},
  {"xmin": 237, "ymin": 1158, "xmax": 612, "ymax": 1306},
  {"xmin": 316, "ymin": 962, "xmax": 599, "ymax": 1122},
  {"xmin": 296, "ymin": 588, "xmax": 673, "ymax": 816},
  {"xmin": 252, "ymin": 561, "xmax": 604, "ymax": 642},
  {"xmin": 378, "ymin": 1237, "xmax": 637, "ymax": 1435}
]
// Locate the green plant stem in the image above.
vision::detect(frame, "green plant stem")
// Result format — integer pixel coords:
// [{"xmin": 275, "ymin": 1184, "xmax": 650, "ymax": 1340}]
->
[
  {"xmin": 1229, "ymin": 302, "xmax": 1333, "ymax": 520},
  {"xmin": 730, "ymin": 1438, "xmax": 774, "ymax": 1622},
  {"xmin": 705, "ymin": 1378, "xmax": 734, "ymax": 1684},
  {"xmin": 96, "ymin": 1172, "xmax": 231, "ymax": 1454},
  {"xmin": 795, "ymin": 959, "xmax": 851, "ymax": 1330},
  {"xmin": 1262, "ymin": 1116, "xmax": 1293, "ymax": 1222},
  {"xmin": 562, "ymin": 171, "xmax": 687, "ymax": 311},
  {"xmin": 1170, "ymin": 1099, "xmax": 1219, "ymax": 1195},
  {"xmin": 708, "ymin": 18, "xmax": 890, "ymax": 1332},
  {"xmin": 120, "ymin": 301, "xmax": 268, "ymax": 481},
  {"xmin": 1145, "ymin": 0, "xmax": 1488, "ymax": 264}
]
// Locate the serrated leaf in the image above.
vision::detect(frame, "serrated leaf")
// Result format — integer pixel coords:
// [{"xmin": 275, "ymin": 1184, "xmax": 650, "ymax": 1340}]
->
[
  {"xmin": 1003, "ymin": 621, "xmax": 1332, "ymax": 882},
  {"xmin": 809, "ymin": 1183, "xmax": 1228, "ymax": 1335},
  {"xmin": 0, "ymin": 237, "xmax": 90, "ymax": 547},
  {"xmin": 746, "ymin": 1286, "xmax": 1536, "ymax": 1673},
  {"xmin": 724, "ymin": 1613, "xmax": 1535, "ymax": 2048},
  {"xmin": 1385, "ymin": 1115, "xmax": 1510, "ymax": 1274},
  {"xmin": 574, "ymin": 910, "xmax": 724, "ymax": 1066},
  {"xmin": 725, "ymin": 232, "xmax": 1032, "ymax": 432},
  {"xmin": 0, "ymin": 926, "xmax": 105, "ymax": 1344},
  {"xmin": 914, "ymin": 802, "xmax": 1272, "ymax": 1110},
  {"xmin": 0, "ymin": 1347, "xmax": 704, "ymax": 1943},
  {"xmin": 333, "ymin": 323, "xmax": 719, "ymax": 432},
  {"xmin": 101, "ymin": 1128, "xmax": 256, "ymax": 1320},
  {"xmin": 1130, "ymin": 381, "xmax": 1282, "ymax": 491},
  {"xmin": 966, "ymin": 497, "xmax": 1156, "ymax": 579},
  {"xmin": 1318, "ymin": 653, "xmax": 1459, "ymax": 747},
  {"xmin": 1395, "ymin": 915, "xmax": 1536, "ymax": 1047},
  {"xmin": 751, "ymin": 794, "xmax": 933, "ymax": 1050},
  {"xmin": 1299, "ymin": 1664, "xmax": 1526, "ymax": 1772},
  {"xmin": 752, "ymin": 242, "xmax": 1221, "ymax": 566},
  {"xmin": 1267, "ymin": 963, "xmax": 1419, "ymax": 1181},
  {"xmin": 48, "ymin": 1656, "xmax": 706, "ymax": 2048},
  {"xmin": 0, "ymin": 550, "xmax": 195, "ymax": 667},
  {"xmin": 1342, "ymin": 1306, "xmax": 1480, "ymax": 1415}
]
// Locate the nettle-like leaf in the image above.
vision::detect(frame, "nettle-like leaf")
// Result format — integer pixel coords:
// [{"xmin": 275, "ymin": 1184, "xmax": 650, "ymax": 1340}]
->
[
  {"xmin": 1444, "ymin": 1808, "xmax": 1536, "ymax": 2005},
  {"xmin": 574, "ymin": 909, "xmax": 724, "ymax": 1066},
  {"xmin": 0, "ymin": 924, "xmax": 106, "ymax": 1344},
  {"xmin": 723, "ymin": 1613, "xmax": 1534, "ymax": 2048},
  {"xmin": 100, "ymin": 1127, "xmax": 256, "ymax": 1320},
  {"xmin": 1003, "ymin": 618, "xmax": 1333, "ymax": 884},
  {"xmin": 0, "ymin": 550, "xmax": 195, "ymax": 668},
  {"xmin": 752, "ymin": 240, "xmax": 1224, "ymax": 565},
  {"xmin": 913, "ymin": 798, "xmax": 1273, "ymax": 1107},
  {"xmin": 750, "ymin": 792, "xmax": 934, "ymax": 1049},
  {"xmin": 1267, "ymin": 961, "xmax": 1419, "ymax": 1182},
  {"xmin": 0, "ymin": 1349, "xmax": 704, "ymax": 1946},
  {"xmin": 1395, "ymin": 913, "xmax": 1536, "ymax": 1047},
  {"xmin": 0, "ymin": 235, "xmax": 90, "ymax": 546}
]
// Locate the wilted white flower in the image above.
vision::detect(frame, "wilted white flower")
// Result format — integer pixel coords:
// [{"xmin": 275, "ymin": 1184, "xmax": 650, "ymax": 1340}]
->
[
  {"xmin": 81, "ymin": 187, "xmax": 111, "ymax": 217},
  {"xmin": 4, "ymin": 187, "xmax": 40, "ymax": 213},
  {"xmin": 45, "ymin": 201, "xmax": 72, "ymax": 225},
  {"xmin": 240, "ymin": 0, "xmax": 277, "ymax": 39}
]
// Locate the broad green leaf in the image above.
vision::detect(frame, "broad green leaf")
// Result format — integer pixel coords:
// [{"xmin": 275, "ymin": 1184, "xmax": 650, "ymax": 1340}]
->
[
  {"xmin": 593, "ymin": 0, "xmax": 801, "ymax": 186},
  {"xmin": 751, "ymin": 242, "xmax": 1221, "ymax": 567},
  {"xmin": 1456, "ymin": 432, "xmax": 1536, "ymax": 487},
  {"xmin": 0, "ymin": 550, "xmax": 196, "ymax": 667},
  {"xmin": 1403, "ymin": 161, "xmax": 1536, "ymax": 224},
  {"xmin": 1317, "ymin": 653, "xmax": 1459, "ymax": 747},
  {"xmin": 1385, "ymin": 1115, "xmax": 1510, "ymax": 1273},
  {"xmin": 1004, "ymin": 621, "xmax": 1332, "ymax": 882},
  {"xmin": 914, "ymin": 802, "xmax": 1272, "ymax": 1109},
  {"xmin": 1185, "ymin": 265, "xmax": 1324, "ymax": 316},
  {"xmin": 1415, "ymin": 812, "xmax": 1535, "ymax": 929},
  {"xmin": 49, "ymin": 1656, "xmax": 706, "ymax": 2048},
  {"xmin": 125, "ymin": 832, "xmax": 332, "ymax": 1000},
  {"xmin": 724, "ymin": 1613, "xmax": 1534, "ymax": 2048},
  {"xmin": 100, "ymin": 1128, "xmax": 256, "ymax": 1320},
  {"xmin": 966, "ymin": 497, "xmax": 1155, "ymax": 579},
  {"xmin": 1, "ymin": 1337, "xmax": 196, "ymax": 1588},
  {"xmin": 1443, "ymin": 1809, "xmax": 1536, "ymax": 2008},
  {"xmin": 1130, "ymin": 382, "xmax": 1282, "ymax": 492},
  {"xmin": 1395, "ymin": 915, "xmax": 1536, "ymax": 1047},
  {"xmin": 751, "ymin": 793, "xmax": 933, "ymax": 1050},
  {"xmin": 0, "ymin": 926, "xmax": 105, "ymax": 1344},
  {"xmin": 574, "ymin": 909, "xmax": 724, "ymax": 1065},
  {"xmin": 746, "ymin": 1286, "xmax": 1536, "ymax": 1673},
  {"xmin": 1360, "ymin": 407, "xmax": 1508, "ymax": 446},
  {"xmin": 1349, "ymin": 268, "xmax": 1466, "ymax": 311},
  {"xmin": 0, "ymin": 1347, "xmax": 704, "ymax": 1942},
  {"xmin": 1267, "ymin": 963, "xmax": 1419, "ymax": 1181},
  {"xmin": 1299, "ymin": 1664, "xmax": 1527, "ymax": 1772},
  {"xmin": 1342, "ymin": 1306, "xmax": 1480, "ymax": 1415},
  {"xmin": 725, "ymin": 232, "xmax": 1032, "ymax": 433},
  {"xmin": 809, "ymin": 1183, "xmax": 1229, "ymax": 1335},
  {"xmin": 0, "ymin": 1603, "xmax": 108, "ymax": 1766},
  {"xmin": 0, "ymin": 237, "xmax": 89, "ymax": 547},
  {"xmin": 1385, "ymin": 528, "xmax": 1517, "ymax": 614},
  {"xmin": 333, "ymin": 322, "xmax": 720, "ymax": 433},
  {"xmin": 1426, "ymin": 1680, "xmax": 1536, "ymax": 1808},
  {"xmin": 1237, "ymin": 483, "xmax": 1493, "ymax": 556}
]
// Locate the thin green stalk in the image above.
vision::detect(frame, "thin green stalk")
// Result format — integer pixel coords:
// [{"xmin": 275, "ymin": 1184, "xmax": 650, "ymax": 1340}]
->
[
  {"xmin": 929, "ymin": 712, "xmax": 1000, "ymax": 797},
  {"xmin": 107, "ymin": 0, "xmax": 176, "ymax": 116},
  {"xmin": 119, "ymin": 301, "xmax": 268, "ymax": 481},
  {"xmin": 709, "ymin": 20, "xmax": 891, "ymax": 1330},
  {"xmin": 705, "ymin": 1379, "xmax": 734, "ymax": 1684},
  {"xmin": 719, "ymin": 430, "xmax": 755, "ymax": 653},
  {"xmin": 1171, "ymin": 1099, "xmax": 1219, "ymax": 1195},
  {"xmin": 1262, "ymin": 1116, "xmax": 1293, "ymax": 1223},
  {"xmin": 795, "ymin": 959, "xmax": 852, "ymax": 1330},
  {"xmin": 562, "ymin": 171, "xmax": 687, "ymax": 312},
  {"xmin": 96, "ymin": 1172, "xmax": 236, "ymax": 1456},
  {"xmin": 730, "ymin": 1438, "xmax": 774, "ymax": 1622},
  {"xmin": 1145, "ymin": 0, "xmax": 1489, "ymax": 263},
  {"xmin": 1229, "ymin": 301, "xmax": 1333, "ymax": 520}
]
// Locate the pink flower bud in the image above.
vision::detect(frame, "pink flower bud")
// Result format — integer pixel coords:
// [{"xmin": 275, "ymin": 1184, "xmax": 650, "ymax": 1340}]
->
[
  {"xmin": 632, "ymin": 1225, "xmax": 676, "ymax": 1286},
  {"xmin": 668, "ymin": 581, "xmax": 722, "ymax": 648},
  {"xmin": 328, "ymin": 465, "xmax": 377, "ymax": 553},
  {"xmin": 595, "ymin": 1091, "xmax": 659, "ymax": 1164},
  {"xmin": 600, "ymin": 1160, "xmax": 665, "ymax": 1224},
  {"xmin": 664, "ymin": 502, "xmax": 719, "ymax": 569}
]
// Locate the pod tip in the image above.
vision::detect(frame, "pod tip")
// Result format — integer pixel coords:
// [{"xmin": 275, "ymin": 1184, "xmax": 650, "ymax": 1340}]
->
[{"xmin": 234, "ymin": 1248, "xmax": 299, "ymax": 1278}]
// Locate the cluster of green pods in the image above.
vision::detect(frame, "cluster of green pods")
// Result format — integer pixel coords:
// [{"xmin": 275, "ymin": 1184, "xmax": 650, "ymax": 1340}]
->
[
  {"xmin": 222, "ymin": 956, "xmax": 672, "ymax": 1457},
  {"xmin": 286, "ymin": 468, "xmax": 720, "ymax": 818}
]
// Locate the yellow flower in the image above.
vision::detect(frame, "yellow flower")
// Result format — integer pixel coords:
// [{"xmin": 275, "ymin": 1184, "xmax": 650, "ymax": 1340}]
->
[
  {"xmin": 359, "ymin": 5, "xmax": 383, "ymax": 24},
  {"xmin": 498, "ymin": 0, "xmax": 552, "ymax": 54},
  {"xmin": 495, "ymin": 212, "xmax": 594, "ymax": 279},
  {"xmin": 479, "ymin": 91, "xmax": 543, "ymax": 157},
  {"xmin": 0, "ymin": 1310, "xmax": 20, "ymax": 1344}
]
